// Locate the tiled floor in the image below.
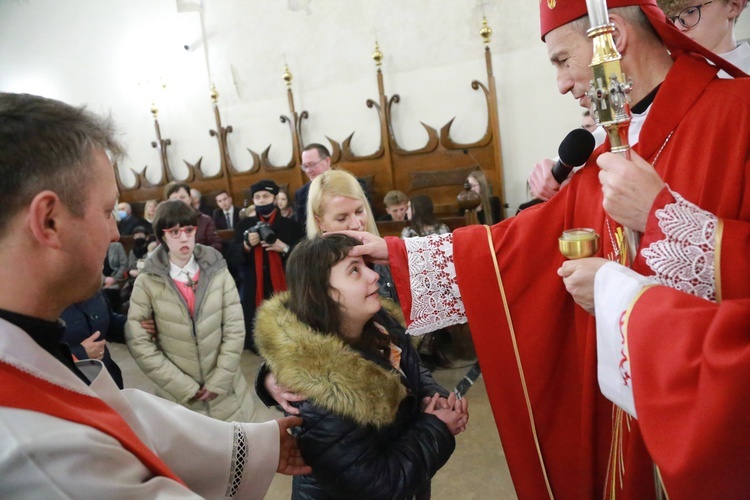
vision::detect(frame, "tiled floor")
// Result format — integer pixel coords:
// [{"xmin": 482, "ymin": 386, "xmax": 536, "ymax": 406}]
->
[{"xmin": 109, "ymin": 342, "xmax": 518, "ymax": 499}]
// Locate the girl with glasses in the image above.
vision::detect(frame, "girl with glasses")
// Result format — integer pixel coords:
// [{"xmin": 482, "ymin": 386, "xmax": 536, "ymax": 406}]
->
[{"xmin": 126, "ymin": 200, "xmax": 252, "ymax": 421}]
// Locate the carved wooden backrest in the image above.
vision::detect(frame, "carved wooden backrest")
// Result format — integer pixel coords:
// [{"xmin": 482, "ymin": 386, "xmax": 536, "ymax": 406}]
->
[{"xmin": 118, "ymin": 39, "xmax": 505, "ymax": 222}]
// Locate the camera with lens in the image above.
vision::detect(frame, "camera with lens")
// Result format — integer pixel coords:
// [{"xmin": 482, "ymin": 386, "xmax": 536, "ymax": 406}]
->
[{"xmin": 244, "ymin": 221, "xmax": 277, "ymax": 245}]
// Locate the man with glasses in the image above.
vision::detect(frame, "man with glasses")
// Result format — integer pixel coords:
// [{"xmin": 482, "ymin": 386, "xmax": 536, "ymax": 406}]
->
[
  {"xmin": 580, "ymin": 110, "xmax": 598, "ymax": 132},
  {"xmin": 295, "ymin": 143, "xmax": 332, "ymax": 226},
  {"xmin": 661, "ymin": 0, "xmax": 749, "ymax": 73}
]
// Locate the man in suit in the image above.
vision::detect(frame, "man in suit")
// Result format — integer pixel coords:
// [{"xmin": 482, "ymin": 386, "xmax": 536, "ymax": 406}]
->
[
  {"xmin": 212, "ymin": 190, "xmax": 240, "ymax": 230},
  {"xmin": 295, "ymin": 143, "xmax": 332, "ymax": 227}
]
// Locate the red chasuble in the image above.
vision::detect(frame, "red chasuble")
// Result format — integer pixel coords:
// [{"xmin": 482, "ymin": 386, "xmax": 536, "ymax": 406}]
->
[
  {"xmin": 389, "ymin": 54, "xmax": 750, "ymax": 499},
  {"xmin": 626, "ymin": 289, "xmax": 750, "ymax": 498},
  {"xmin": 624, "ymin": 213, "xmax": 750, "ymax": 498},
  {"xmin": 0, "ymin": 360, "xmax": 185, "ymax": 485}
]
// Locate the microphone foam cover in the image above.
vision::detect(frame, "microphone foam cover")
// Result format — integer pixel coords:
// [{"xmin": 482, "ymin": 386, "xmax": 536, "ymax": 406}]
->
[{"xmin": 558, "ymin": 128, "xmax": 596, "ymax": 167}]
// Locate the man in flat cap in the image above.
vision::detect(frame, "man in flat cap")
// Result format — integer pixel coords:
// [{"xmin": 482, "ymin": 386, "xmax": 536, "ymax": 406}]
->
[
  {"xmin": 232, "ymin": 180, "xmax": 304, "ymax": 351},
  {"xmin": 343, "ymin": 1, "xmax": 750, "ymax": 497}
]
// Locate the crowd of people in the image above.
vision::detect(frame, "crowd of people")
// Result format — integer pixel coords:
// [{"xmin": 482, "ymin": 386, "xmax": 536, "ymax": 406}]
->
[
  {"xmin": 0, "ymin": 96, "xmax": 470, "ymax": 497},
  {"xmin": 1, "ymin": 0, "xmax": 748, "ymax": 497}
]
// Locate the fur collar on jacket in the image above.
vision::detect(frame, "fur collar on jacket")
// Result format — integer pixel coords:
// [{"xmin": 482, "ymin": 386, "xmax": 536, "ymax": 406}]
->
[{"xmin": 254, "ymin": 293, "xmax": 407, "ymax": 428}]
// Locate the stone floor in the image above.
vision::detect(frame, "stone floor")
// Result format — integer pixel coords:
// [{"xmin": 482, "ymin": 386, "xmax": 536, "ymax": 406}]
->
[{"xmin": 109, "ymin": 342, "xmax": 518, "ymax": 499}]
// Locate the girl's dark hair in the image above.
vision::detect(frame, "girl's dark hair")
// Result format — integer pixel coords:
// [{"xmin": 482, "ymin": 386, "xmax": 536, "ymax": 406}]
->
[
  {"xmin": 286, "ymin": 234, "xmax": 391, "ymax": 355},
  {"xmin": 408, "ymin": 194, "xmax": 440, "ymax": 236},
  {"xmin": 152, "ymin": 200, "xmax": 199, "ymax": 246}
]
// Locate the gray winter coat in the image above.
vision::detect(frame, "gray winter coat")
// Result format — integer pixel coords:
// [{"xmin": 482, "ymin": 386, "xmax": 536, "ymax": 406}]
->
[{"xmin": 126, "ymin": 244, "xmax": 250, "ymax": 422}]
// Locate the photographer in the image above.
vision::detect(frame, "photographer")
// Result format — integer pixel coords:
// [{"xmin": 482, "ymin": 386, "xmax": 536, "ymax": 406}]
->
[{"xmin": 231, "ymin": 180, "xmax": 304, "ymax": 351}]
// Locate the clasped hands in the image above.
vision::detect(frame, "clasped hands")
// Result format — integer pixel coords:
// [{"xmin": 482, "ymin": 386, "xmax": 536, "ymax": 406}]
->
[
  {"xmin": 422, "ymin": 391, "xmax": 469, "ymax": 436},
  {"xmin": 192, "ymin": 386, "xmax": 218, "ymax": 402},
  {"xmin": 558, "ymin": 151, "xmax": 665, "ymax": 315},
  {"xmin": 82, "ymin": 331, "xmax": 106, "ymax": 360}
]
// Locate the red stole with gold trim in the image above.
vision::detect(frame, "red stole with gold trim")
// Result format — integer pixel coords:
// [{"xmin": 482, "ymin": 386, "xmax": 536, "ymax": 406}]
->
[{"xmin": 0, "ymin": 360, "xmax": 185, "ymax": 485}]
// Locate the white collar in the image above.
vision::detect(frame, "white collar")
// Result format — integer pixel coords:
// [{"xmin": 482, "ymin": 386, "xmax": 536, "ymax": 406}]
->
[
  {"xmin": 715, "ymin": 42, "xmax": 750, "ymax": 78},
  {"xmin": 169, "ymin": 254, "xmax": 199, "ymax": 283},
  {"xmin": 720, "ymin": 42, "xmax": 750, "ymax": 64}
]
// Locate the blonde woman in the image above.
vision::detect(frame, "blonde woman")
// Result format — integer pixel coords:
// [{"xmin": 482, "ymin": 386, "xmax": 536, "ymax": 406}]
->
[{"xmin": 305, "ymin": 169, "xmax": 379, "ymax": 237}]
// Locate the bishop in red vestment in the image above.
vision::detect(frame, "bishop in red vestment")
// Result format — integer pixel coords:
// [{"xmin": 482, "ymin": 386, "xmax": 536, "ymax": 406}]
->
[{"xmin": 362, "ymin": 1, "xmax": 750, "ymax": 497}]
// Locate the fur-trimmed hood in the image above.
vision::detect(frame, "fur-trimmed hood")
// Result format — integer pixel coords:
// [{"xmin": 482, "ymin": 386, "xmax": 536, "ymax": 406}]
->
[{"xmin": 254, "ymin": 293, "xmax": 407, "ymax": 428}]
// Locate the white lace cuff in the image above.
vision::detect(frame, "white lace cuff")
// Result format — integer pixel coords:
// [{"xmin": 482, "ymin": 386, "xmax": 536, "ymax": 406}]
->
[
  {"xmin": 404, "ymin": 233, "xmax": 467, "ymax": 336},
  {"xmin": 225, "ymin": 422, "xmax": 248, "ymax": 497},
  {"xmin": 641, "ymin": 189, "xmax": 717, "ymax": 302}
]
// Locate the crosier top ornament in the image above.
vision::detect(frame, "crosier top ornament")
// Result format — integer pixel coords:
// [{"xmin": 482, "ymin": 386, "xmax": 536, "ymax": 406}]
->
[
  {"xmin": 585, "ymin": 0, "xmax": 633, "ymax": 158},
  {"xmin": 586, "ymin": 0, "xmax": 638, "ymax": 264}
]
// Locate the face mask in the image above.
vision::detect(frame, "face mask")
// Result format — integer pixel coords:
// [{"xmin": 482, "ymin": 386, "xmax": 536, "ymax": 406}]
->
[
  {"xmin": 255, "ymin": 203, "xmax": 277, "ymax": 217},
  {"xmin": 117, "ymin": 210, "xmax": 128, "ymax": 220},
  {"xmin": 133, "ymin": 238, "xmax": 149, "ymax": 258}
]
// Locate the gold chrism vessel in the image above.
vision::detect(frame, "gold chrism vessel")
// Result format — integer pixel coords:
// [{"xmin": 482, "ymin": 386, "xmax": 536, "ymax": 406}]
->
[{"xmin": 559, "ymin": 228, "xmax": 600, "ymax": 259}]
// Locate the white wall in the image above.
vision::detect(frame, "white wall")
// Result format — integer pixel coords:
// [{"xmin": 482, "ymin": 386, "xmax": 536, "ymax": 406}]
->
[{"xmin": 2, "ymin": 1, "xmax": 748, "ymax": 213}]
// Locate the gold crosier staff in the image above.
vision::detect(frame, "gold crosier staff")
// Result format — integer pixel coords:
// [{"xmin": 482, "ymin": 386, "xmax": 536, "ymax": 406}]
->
[
  {"xmin": 558, "ymin": 0, "xmax": 634, "ymax": 262},
  {"xmin": 585, "ymin": 3, "xmax": 668, "ymax": 498},
  {"xmin": 585, "ymin": 0, "xmax": 638, "ymax": 266}
]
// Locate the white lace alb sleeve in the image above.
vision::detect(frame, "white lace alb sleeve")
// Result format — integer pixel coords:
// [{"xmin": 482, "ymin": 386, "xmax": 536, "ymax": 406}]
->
[
  {"xmin": 403, "ymin": 233, "xmax": 467, "ymax": 336},
  {"xmin": 594, "ymin": 262, "xmax": 658, "ymax": 418},
  {"xmin": 119, "ymin": 389, "xmax": 279, "ymax": 500},
  {"xmin": 641, "ymin": 189, "xmax": 718, "ymax": 302}
]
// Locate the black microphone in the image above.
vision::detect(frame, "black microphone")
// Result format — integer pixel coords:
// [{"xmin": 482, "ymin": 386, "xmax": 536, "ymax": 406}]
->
[{"xmin": 551, "ymin": 128, "xmax": 596, "ymax": 184}]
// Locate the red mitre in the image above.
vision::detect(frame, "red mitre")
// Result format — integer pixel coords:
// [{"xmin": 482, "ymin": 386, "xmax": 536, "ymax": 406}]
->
[
  {"xmin": 538, "ymin": 0, "xmax": 746, "ymax": 77},
  {"xmin": 539, "ymin": 0, "xmax": 657, "ymax": 40}
]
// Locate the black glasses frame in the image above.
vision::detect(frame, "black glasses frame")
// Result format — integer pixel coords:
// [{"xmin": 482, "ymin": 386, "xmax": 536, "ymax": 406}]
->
[{"xmin": 668, "ymin": 1, "xmax": 714, "ymax": 29}]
